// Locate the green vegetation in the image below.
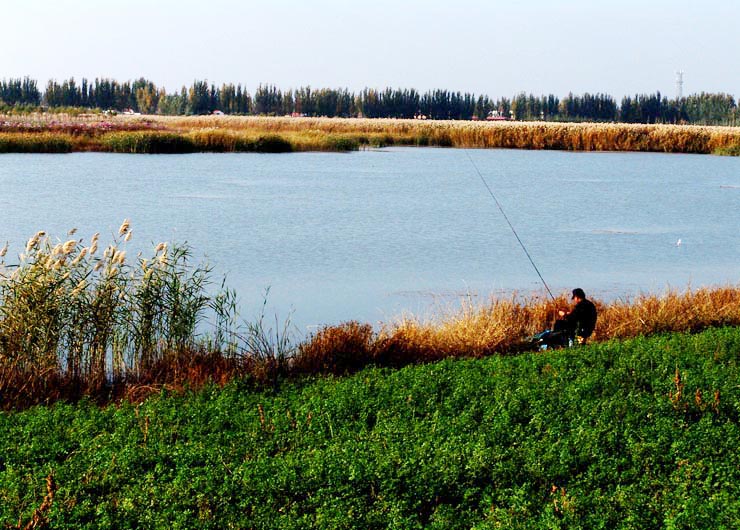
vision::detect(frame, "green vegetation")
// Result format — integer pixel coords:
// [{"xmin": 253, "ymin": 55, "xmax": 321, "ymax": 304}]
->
[
  {"xmin": 103, "ymin": 131, "xmax": 197, "ymax": 154},
  {"xmin": 0, "ymin": 225, "xmax": 241, "ymax": 409},
  {"xmin": 2, "ymin": 326, "xmax": 740, "ymax": 528},
  {"xmin": 0, "ymin": 133, "xmax": 72, "ymax": 153},
  {"xmin": 713, "ymin": 144, "xmax": 740, "ymax": 156}
]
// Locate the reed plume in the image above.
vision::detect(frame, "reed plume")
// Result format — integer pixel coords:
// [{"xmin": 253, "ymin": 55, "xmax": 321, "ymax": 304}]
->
[{"xmin": 2, "ymin": 224, "xmax": 740, "ymax": 410}]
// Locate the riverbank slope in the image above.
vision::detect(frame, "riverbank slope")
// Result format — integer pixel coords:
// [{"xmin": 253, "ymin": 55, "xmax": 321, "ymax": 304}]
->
[{"xmin": 3, "ymin": 325, "xmax": 740, "ymax": 528}]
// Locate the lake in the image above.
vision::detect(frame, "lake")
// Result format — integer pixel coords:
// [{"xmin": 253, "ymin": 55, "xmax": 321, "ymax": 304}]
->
[{"xmin": 1, "ymin": 148, "xmax": 738, "ymax": 333}]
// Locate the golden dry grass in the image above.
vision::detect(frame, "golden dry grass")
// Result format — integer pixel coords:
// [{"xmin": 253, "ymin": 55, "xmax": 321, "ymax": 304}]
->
[
  {"xmin": 369, "ymin": 286, "xmax": 740, "ymax": 365},
  {"xmin": 0, "ymin": 132, "xmax": 74, "ymax": 152},
  {"xmin": 150, "ymin": 115, "xmax": 740, "ymax": 154},
  {"xmin": 373, "ymin": 294, "xmax": 563, "ymax": 362},
  {"xmin": 596, "ymin": 286, "xmax": 740, "ymax": 338},
  {"xmin": 293, "ymin": 321, "xmax": 375, "ymax": 374},
  {"xmin": 2, "ymin": 114, "xmax": 739, "ymax": 154},
  {"xmin": 2, "ymin": 227, "xmax": 739, "ymax": 409}
]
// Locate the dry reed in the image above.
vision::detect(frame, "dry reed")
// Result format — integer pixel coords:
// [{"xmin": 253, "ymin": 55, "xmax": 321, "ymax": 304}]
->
[
  {"xmin": 280, "ymin": 285, "xmax": 740, "ymax": 376},
  {"xmin": 154, "ymin": 116, "xmax": 740, "ymax": 154},
  {"xmin": 0, "ymin": 224, "xmax": 235, "ymax": 408},
  {"xmin": 293, "ymin": 321, "xmax": 374, "ymax": 375},
  {"xmin": 1, "ymin": 115, "xmax": 738, "ymax": 154},
  {"xmin": 2, "ymin": 226, "xmax": 740, "ymax": 409}
]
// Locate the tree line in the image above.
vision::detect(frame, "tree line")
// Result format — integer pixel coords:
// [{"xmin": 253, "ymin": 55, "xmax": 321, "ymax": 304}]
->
[
  {"xmin": 0, "ymin": 78, "xmax": 41, "ymax": 106},
  {"xmin": 1, "ymin": 76, "xmax": 737, "ymax": 125}
]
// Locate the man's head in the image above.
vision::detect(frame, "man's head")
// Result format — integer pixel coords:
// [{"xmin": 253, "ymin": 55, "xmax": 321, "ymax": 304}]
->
[{"xmin": 572, "ymin": 288, "xmax": 586, "ymax": 302}]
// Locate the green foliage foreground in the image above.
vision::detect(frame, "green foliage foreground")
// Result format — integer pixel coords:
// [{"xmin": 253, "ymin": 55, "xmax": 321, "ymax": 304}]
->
[{"xmin": 3, "ymin": 327, "xmax": 740, "ymax": 529}]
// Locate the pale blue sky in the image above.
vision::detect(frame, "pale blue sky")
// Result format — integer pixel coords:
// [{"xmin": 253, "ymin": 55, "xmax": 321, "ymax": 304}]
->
[{"xmin": 2, "ymin": 0, "xmax": 737, "ymax": 99}]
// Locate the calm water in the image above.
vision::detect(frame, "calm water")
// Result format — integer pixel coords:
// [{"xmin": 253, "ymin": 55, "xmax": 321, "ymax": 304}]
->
[{"xmin": 1, "ymin": 148, "xmax": 738, "ymax": 332}]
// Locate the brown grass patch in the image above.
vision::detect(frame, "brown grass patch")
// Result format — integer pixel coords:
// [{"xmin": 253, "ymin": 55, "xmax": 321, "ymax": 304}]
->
[
  {"xmin": 3, "ymin": 285, "xmax": 740, "ymax": 410},
  {"xmin": 293, "ymin": 321, "xmax": 375, "ymax": 375}
]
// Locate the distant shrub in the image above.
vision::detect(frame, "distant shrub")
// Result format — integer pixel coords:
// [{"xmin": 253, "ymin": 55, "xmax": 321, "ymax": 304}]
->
[
  {"xmin": 366, "ymin": 133, "xmax": 396, "ymax": 148},
  {"xmin": 294, "ymin": 321, "xmax": 375, "ymax": 375},
  {"xmin": 323, "ymin": 135, "xmax": 359, "ymax": 151},
  {"xmin": 713, "ymin": 143, "xmax": 740, "ymax": 156},
  {"xmin": 433, "ymin": 132, "xmax": 453, "ymax": 147},
  {"xmin": 103, "ymin": 131, "xmax": 196, "ymax": 153},
  {"xmin": 186, "ymin": 129, "xmax": 257, "ymax": 152},
  {"xmin": 253, "ymin": 134, "xmax": 292, "ymax": 153},
  {"xmin": 0, "ymin": 132, "xmax": 72, "ymax": 153}
]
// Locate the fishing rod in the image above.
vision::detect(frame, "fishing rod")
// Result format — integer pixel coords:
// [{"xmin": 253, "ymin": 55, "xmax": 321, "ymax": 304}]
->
[{"xmin": 465, "ymin": 150, "xmax": 556, "ymax": 302}]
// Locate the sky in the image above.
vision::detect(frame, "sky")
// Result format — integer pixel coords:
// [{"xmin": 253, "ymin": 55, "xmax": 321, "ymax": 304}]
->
[{"xmin": 2, "ymin": 0, "xmax": 738, "ymax": 100}]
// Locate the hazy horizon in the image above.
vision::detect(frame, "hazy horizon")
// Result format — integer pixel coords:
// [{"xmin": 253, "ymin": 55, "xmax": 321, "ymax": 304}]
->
[{"xmin": 2, "ymin": 0, "xmax": 737, "ymax": 100}]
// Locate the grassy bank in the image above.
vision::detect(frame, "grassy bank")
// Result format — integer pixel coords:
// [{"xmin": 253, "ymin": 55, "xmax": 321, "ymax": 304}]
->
[
  {"xmin": 2, "ymin": 226, "xmax": 740, "ymax": 410},
  {"xmin": 1, "ymin": 114, "xmax": 740, "ymax": 154},
  {"xmin": 3, "ymin": 326, "xmax": 740, "ymax": 528}
]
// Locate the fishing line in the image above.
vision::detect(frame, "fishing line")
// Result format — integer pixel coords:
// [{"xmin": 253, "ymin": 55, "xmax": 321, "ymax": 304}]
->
[{"xmin": 465, "ymin": 150, "xmax": 556, "ymax": 301}]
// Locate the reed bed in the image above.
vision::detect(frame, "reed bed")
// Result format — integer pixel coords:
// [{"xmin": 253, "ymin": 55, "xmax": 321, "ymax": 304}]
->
[
  {"xmin": 375, "ymin": 286, "xmax": 740, "ymax": 364},
  {"xmin": 0, "ymin": 115, "xmax": 738, "ymax": 154},
  {"xmin": 103, "ymin": 131, "xmax": 198, "ymax": 153},
  {"xmin": 157, "ymin": 116, "xmax": 740, "ymax": 154},
  {"xmin": 0, "ymin": 132, "xmax": 73, "ymax": 153},
  {"xmin": 0, "ymin": 223, "xmax": 248, "ymax": 408},
  {"xmin": 0, "ymin": 129, "xmax": 353, "ymax": 154},
  {"xmin": 3, "ymin": 229, "xmax": 740, "ymax": 410},
  {"xmin": 0, "ymin": 118, "xmax": 159, "ymax": 136}
]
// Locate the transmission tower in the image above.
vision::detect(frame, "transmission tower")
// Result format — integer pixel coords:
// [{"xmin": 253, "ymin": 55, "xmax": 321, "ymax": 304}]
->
[{"xmin": 676, "ymin": 71, "xmax": 684, "ymax": 99}]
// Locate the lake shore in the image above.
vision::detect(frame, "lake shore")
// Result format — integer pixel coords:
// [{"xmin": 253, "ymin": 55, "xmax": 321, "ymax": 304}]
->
[
  {"xmin": 1, "ymin": 115, "xmax": 740, "ymax": 154},
  {"xmin": 3, "ymin": 325, "xmax": 740, "ymax": 527},
  {"xmin": 2, "ymin": 224, "xmax": 740, "ymax": 410}
]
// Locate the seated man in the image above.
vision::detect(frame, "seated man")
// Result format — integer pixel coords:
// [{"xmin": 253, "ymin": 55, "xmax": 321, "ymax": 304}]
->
[{"xmin": 535, "ymin": 288, "xmax": 598, "ymax": 349}]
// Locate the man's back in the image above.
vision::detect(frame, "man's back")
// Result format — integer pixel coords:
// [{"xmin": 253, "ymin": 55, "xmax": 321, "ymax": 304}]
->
[{"xmin": 569, "ymin": 298, "xmax": 597, "ymax": 338}]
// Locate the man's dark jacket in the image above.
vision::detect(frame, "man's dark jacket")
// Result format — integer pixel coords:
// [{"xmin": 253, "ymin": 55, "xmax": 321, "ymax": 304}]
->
[{"xmin": 564, "ymin": 299, "xmax": 598, "ymax": 338}]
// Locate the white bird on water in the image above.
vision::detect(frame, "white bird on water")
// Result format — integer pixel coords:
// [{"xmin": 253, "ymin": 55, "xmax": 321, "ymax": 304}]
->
[{"xmin": 676, "ymin": 238, "xmax": 682, "ymax": 247}]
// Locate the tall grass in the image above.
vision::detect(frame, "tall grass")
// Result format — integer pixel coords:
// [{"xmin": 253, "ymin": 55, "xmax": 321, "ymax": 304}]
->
[
  {"xmin": 102, "ymin": 131, "xmax": 197, "ymax": 153},
  {"xmin": 373, "ymin": 287, "xmax": 740, "ymax": 365},
  {"xmin": 2, "ymin": 225, "xmax": 740, "ymax": 409},
  {"xmin": 0, "ymin": 133, "xmax": 72, "ymax": 153},
  {"xmin": 713, "ymin": 144, "xmax": 740, "ymax": 156},
  {"xmin": 1, "ymin": 115, "xmax": 738, "ymax": 154},
  {"xmin": 160, "ymin": 115, "xmax": 740, "ymax": 154},
  {"xmin": 0, "ymin": 223, "xmax": 241, "ymax": 407}
]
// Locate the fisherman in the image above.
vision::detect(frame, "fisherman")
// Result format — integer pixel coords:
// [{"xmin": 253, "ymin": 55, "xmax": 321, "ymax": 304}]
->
[{"xmin": 534, "ymin": 288, "xmax": 598, "ymax": 349}]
